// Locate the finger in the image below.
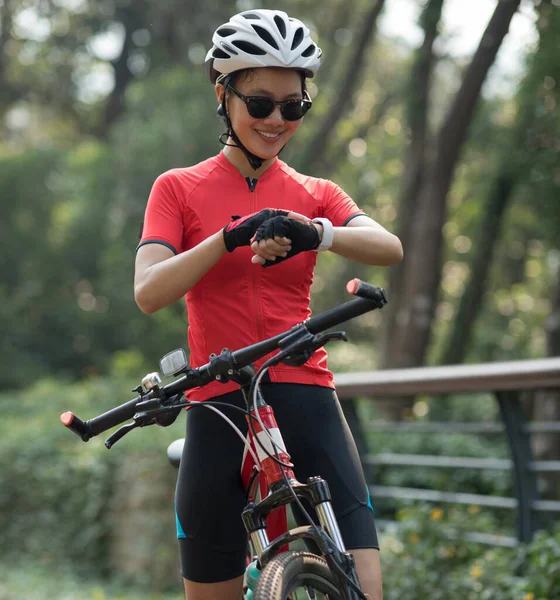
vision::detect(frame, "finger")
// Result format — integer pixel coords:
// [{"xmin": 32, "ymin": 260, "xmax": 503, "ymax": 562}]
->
[
  {"xmin": 260, "ymin": 239, "xmax": 291, "ymax": 255},
  {"xmin": 251, "ymin": 241, "xmax": 284, "ymax": 261},
  {"xmin": 286, "ymin": 211, "xmax": 311, "ymax": 224},
  {"xmin": 251, "ymin": 241, "xmax": 274, "ymax": 259},
  {"xmin": 266, "ymin": 239, "xmax": 291, "ymax": 253},
  {"xmin": 251, "ymin": 254, "xmax": 266, "ymax": 265},
  {"xmin": 274, "ymin": 236, "xmax": 292, "ymax": 246}
]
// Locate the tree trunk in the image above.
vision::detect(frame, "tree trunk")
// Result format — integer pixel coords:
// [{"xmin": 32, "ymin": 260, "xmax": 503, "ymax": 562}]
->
[
  {"xmin": 382, "ymin": 0, "xmax": 445, "ymax": 363},
  {"xmin": 441, "ymin": 174, "xmax": 515, "ymax": 365},
  {"xmin": 0, "ymin": 0, "xmax": 12, "ymax": 110},
  {"xmin": 383, "ymin": 0, "xmax": 521, "ymax": 372},
  {"xmin": 314, "ymin": 0, "xmax": 360, "ymax": 85},
  {"xmin": 530, "ymin": 0, "xmax": 560, "ymax": 505},
  {"xmin": 440, "ymin": 0, "xmax": 556, "ymax": 366},
  {"xmin": 297, "ymin": 0, "xmax": 386, "ymax": 174},
  {"xmin": 532, "ymin": 266, "xmax": 560, "ymax": 502},
  {"xmin": 98, "ymin": 2, "xmax": 148, "ymax": 136}
]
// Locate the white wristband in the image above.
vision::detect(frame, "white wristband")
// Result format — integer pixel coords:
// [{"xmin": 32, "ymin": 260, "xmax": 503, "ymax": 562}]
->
[{"xmin": 312, "ymin": 218, "xmax": 334, "ymax": 252}]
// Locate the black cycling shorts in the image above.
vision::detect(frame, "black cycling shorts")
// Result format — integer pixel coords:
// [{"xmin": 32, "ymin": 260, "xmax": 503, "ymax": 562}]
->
[{"xmin": 175, "ymin": 383, "xmax": 379, "ymax": 583}]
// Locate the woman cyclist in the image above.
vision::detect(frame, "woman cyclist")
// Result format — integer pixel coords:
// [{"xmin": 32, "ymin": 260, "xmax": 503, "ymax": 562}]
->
[{"xmin": 134, "ymin": 9, "xmax": 402, "ymax": 600}]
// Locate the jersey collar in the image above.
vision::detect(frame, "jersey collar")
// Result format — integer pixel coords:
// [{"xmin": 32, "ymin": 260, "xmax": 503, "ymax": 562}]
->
[{"xmin": 216, "ymin": 151, "xmax": 282, "ymax": 183}]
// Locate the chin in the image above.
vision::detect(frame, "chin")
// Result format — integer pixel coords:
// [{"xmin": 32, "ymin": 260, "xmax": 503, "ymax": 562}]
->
[
  {"xmin": 244, "ymin": 145, "xmax": 279, "ymax": 161},
  {"xmin": 257, "ymin": 149, "xmax": 280, "ymax": 160}
]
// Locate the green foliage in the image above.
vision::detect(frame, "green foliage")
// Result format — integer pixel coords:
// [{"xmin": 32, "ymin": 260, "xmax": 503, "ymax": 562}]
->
[
  {"xmin": 2, "ymin": 502, "xmax": 558, "ymax": 599},
  {"xmin": 0, "ymin": 375, "xmax": 185, "ymax": 586},
  {"xmin": 0, "ymin": 562, "xmax": 183, "ymax": 600},
  {"xmin": 359, "ymin": 391, "xmax": 516, "ymax": 533},
  {"xmin": 382, "ymin": 505, "xmax": 560, "ymax": 600},
  {"xmin": 516, "ymin": 524, "xmax": 560, "ymax": 599},
  {"xmin": 0, "ymin": 147, "xmax": 66, "ymax": 387},
  {"xmin": 1, "ymin": 68, "xmax": 225, "ymax": 389},
  {"xmin": 513, "ymin": 4, "xmax": 560, "ymax": 244},
  {"xmin": 0, "ymin": 379, "xmax": 116, "ymax": 575}
]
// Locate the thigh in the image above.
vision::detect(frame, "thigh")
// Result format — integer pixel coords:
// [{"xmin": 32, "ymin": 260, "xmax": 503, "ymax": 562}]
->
[
  {"xmin": 175, "ymin": 391, "xmax": 250, "ymax": 583},
  {"xmin": 265, "ymin": 384, "xmax": 379, "ymax": 550}
]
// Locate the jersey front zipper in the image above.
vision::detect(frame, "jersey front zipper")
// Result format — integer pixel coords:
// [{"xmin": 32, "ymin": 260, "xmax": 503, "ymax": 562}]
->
[
  {"xmin": 246, "ymin": 177, "xmax": 258, "ymax": 192},
  {"xmin": 249, "ymin": 181, "xmax": 266, "ymax": 343}
]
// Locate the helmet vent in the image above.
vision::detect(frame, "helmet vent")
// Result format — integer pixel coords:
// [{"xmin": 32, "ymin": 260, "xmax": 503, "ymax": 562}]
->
[
  {"xmin": 301, "ymin": 43, "xmax": 316, "ymax": 58},
  {"xmin": 273, "ymin": 15, "xmax": 287, "ymax": 39},
  {"xmin": 221, "ymin": 42, "xmax": 238, "ymax": 55},
  {"xmin": 242, "ymin": 13, "xmax": 261, "ymax": 20},
  {"xmin": 291, "ymin": 27, "xmax": 304, "ymax": 50},
  {"xmin": 212, "ymin": 48, "xmax": 230, "ymax": 59},
  {"xmin": 251, "ymin": 24, "xmax": 279, "ymax": 50},
  {"xmin": 232, "ymin": 40, "xmax": 267, "ymax": 55},
  {"xmin": 216, "ymin": 27, "xmax": 236, "ymax": 37}
]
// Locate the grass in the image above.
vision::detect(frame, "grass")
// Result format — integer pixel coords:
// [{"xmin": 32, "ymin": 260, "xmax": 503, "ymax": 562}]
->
[{"xmin": 0, "ymin": 563, "xmax": 183, "ymax": 600}]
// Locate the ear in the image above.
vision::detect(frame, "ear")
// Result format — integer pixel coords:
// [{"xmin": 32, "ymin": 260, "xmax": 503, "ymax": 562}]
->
[
  {"xmin": 215, "ymin": 84, "xmax": 227, "ymax": 120},
  {"xmin": 215, "ymin": 83, "xmax": 225, "ymax": 104}
]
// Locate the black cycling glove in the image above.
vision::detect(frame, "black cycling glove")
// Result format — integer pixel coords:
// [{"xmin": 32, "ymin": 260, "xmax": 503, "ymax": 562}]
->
[
  {"xmin": 254, "ymin": 216, "xmax": 320, "ymax": 267},
  {"xmin": 223, "ymin": 208, "xmax": 289, "ymax": 252}
]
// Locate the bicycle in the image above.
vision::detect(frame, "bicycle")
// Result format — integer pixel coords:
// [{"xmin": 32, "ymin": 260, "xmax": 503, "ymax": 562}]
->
[{"xmin": 61, "ymin": 278, "xmax": 387, "ymax": 600}]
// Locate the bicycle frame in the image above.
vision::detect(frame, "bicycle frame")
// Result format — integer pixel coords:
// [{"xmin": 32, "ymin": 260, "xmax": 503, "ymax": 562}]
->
[{"xmin": 233, "ymin": 376, "xmax": 363, "ymax": 599}]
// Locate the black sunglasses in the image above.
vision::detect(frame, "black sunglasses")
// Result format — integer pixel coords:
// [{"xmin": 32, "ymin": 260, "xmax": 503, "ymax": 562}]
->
[{"xmin": 228, "ymin": 85, "xmax": 312, "ymax": 121}]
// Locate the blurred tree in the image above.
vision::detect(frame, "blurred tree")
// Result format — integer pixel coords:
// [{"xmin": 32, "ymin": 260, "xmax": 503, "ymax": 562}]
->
[
  {"xmin": 441, "ymin": 0, "xmax": 560, "ymax": 366},
  {"xmin": 533, "ymin": 264, "xmax": 560, "ymax": 501},
  {"xmin": 382, "ymin": 0, "xmax": 523, "ymax": 378},
  {"xmin": 383, "ymin": 0, "xmax": 445, "ymax": 358},
  {"xmin": 96, "ymin": 0, "xmax": 150, "ymax": 136},
  {"xmin": 0, "ymin": 0, "xmax": 222, "ymax": 138},
  {"xmin": 0, "ymin": 0, "xmax": 12, "ymax": 110},
  {"xmin": 297, "ymin": 0, "xmax": 387, "ymax": 173}
]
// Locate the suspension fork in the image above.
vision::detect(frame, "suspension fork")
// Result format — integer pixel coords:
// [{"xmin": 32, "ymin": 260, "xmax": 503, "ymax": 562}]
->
[{"xmin": 239, "ymin": 377, "xmax": 347, "ymax": 557}]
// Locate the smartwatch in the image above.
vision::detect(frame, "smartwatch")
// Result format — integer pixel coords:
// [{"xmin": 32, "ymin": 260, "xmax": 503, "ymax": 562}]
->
[{"xmin": 312, "ymin": 218, "xmax": 334, "ymax": 252}]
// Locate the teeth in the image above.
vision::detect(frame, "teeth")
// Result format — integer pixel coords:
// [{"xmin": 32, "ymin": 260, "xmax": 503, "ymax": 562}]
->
[{"xmin": 257, "ymin": 130, "xmax": 280, "ymax": 139}]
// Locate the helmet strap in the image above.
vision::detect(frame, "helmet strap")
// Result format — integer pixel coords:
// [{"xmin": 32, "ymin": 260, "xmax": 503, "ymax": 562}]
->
[{"xmin": 217, "ymin": 74, "xmax": 266, "ymax": 172}]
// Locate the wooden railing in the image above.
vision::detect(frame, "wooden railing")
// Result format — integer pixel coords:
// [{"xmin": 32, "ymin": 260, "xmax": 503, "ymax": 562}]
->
[{"xmin": 335, "ymin": 357, "xmax": 560, "ymax": 546}]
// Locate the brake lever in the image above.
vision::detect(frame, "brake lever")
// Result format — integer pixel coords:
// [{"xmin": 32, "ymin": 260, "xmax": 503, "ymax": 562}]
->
[
  {"xmin": 105, "ymin": 422, "xmax": 139, "ymax": 449},
  {"xmin": 281, "ymin": 331, "xmax": 348, "ymax": 367},
  {"xmin": 104, "ymin": 406, "xmax": 165, "ymax": 449},
  {"xmin": 316, "ymin": 331, "xmax": 349, "ymax": 345}
]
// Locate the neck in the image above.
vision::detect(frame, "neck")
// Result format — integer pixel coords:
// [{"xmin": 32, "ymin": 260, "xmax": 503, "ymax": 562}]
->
[{"xmin": 223, "ymin": 144, "xmax": 277, "ymax": 179}]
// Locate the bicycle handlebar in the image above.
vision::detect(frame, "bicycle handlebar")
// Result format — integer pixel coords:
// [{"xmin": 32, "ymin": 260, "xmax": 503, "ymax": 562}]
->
[{"xmin": 61, "ymin": 279, "xmax": 387, "ymax": 443}]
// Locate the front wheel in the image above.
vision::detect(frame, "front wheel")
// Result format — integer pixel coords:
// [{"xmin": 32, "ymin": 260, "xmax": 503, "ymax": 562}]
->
[{"xmin": 253, "ymin": 551, "xmax": 345, "ymax": 600}]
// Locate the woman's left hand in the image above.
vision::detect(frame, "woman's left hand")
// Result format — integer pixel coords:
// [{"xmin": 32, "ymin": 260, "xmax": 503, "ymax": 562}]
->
[
  {"xmin": 250, "ymin": 210, "xmax": 310, "ymax": 265},
  {"xmin": 251, "ymin": 212, "xmax": 322, "ymax": 266}
]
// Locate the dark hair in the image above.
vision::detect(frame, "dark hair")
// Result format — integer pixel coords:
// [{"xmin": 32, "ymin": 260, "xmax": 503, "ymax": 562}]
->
[{"xmin": 222, "ymin": 67, "xmax": 307, "ymax": 93}]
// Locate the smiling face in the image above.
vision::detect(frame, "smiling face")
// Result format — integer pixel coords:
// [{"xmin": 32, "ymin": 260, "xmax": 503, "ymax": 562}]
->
[{"xmin": 216, "ymin": 68, "xmax": 306, "ymax": 169}]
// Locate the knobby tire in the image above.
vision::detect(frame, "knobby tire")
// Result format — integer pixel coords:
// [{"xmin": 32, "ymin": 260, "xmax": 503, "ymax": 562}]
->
[{"xmin": 253, "ymin": 550, "xmax": 344, "ymax": 600}]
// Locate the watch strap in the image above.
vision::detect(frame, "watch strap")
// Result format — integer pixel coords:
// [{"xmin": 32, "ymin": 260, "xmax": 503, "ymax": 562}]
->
[{"xmin": 312, "ymin": 218, "xmax": 334, "ymax": 252}]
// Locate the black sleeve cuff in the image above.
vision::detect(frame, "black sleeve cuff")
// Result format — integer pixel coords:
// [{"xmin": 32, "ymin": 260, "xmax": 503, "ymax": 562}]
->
[
  {"xmin": 343, "ymin": 213, "xmax": 368, "ymax": 226},
  {"xmin": 136, "ymin": 240, "xmax": 178, "ymax": 255}
]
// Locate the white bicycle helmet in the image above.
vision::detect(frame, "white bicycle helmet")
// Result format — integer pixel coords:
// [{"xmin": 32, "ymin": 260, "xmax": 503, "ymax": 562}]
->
[{"xmin": 206, "ymin": 9, "xmax": 322, "ymax": 83}]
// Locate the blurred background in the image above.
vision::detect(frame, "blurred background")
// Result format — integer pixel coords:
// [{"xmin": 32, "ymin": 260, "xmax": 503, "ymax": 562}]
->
[{"xmin": 1, "ymin": 0, "xmax": 558, "ymax": 598}]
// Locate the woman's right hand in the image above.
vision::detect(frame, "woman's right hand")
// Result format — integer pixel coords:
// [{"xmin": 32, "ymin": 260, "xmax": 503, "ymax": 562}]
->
[{"xmin": 222, "ymin": 208, "xmax": 289, "ymax": 252}]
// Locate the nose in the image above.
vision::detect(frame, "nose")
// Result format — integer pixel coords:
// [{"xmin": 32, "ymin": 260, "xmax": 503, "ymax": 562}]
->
[{"xmin": 263, "ymin": 104, "xmax": 284, "ymax": 125}]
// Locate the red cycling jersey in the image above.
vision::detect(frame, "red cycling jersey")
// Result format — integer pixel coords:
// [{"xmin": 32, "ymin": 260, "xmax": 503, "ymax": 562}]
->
[{"xmin": 139, "ymin": 151, "xmax": 366, "ymax": 401}]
